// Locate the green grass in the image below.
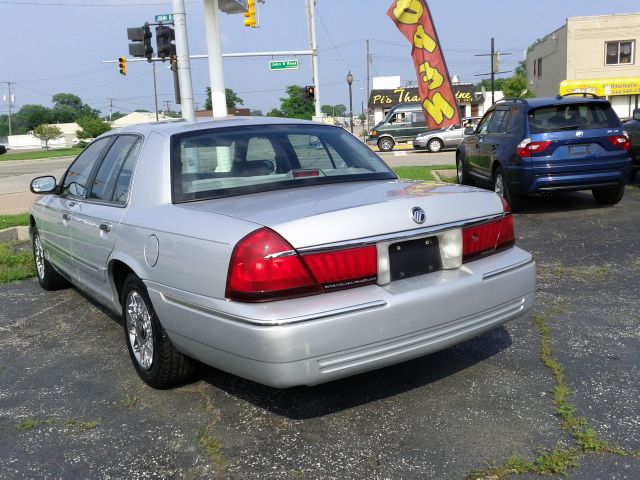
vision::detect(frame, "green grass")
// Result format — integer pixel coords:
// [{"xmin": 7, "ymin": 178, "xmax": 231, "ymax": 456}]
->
[
  {"xmin": 196, "ymin": 430, "xmax": 226, "ymax": 466},
  {"xmin": 0, "ymin": 213, "xmax": 30, "ymax": 229},
  {"xmin": 0, "ymin": 243, "xmax": 35, "ymax": 283},
  {"xmin": 0, "ymin": 148, "xmax": 82, "ymax": 161},
  {"xmin": 392, "ymin": 165, "xmax": 456, "ymax": 182}
]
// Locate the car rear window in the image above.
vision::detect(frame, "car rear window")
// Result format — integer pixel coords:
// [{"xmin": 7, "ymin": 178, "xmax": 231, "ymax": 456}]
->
[
  {"xmin": 170, "ymin": 124, "xmax": 396, "ymax": 202},
  {"xmin": 528, "ymin": 102, "xmax": 620, "ymax": 133}
]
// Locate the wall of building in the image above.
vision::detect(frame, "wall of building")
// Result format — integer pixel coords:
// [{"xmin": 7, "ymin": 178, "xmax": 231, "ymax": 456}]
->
[
  {"xmin": 566, "ymin": 13, "xmax": 640, "ymax": 80},
  {"xmin": 527, "ymin": 25, "xmax": 568, "ymax": 97}
]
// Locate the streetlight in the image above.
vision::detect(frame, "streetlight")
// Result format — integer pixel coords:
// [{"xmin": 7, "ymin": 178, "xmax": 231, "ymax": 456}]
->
[{"xmin": 346, "ymin": 70, "xmax": 354, "ymax": 134}]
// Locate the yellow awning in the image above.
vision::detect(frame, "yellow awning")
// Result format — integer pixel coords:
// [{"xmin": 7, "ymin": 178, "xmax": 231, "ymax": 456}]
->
[{"xmin": 560, "ymin": 78, "xmax": 640, "ymax": 97}]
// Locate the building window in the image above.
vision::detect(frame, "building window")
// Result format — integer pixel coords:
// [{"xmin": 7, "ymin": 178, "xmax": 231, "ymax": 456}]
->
[
  {"xmin": 605, "ymin": 41, "xmax": 634, "ymax": 65},
  {"xmin": 536, "ymin": 58, "xmax": 542, "ymax": 78}
]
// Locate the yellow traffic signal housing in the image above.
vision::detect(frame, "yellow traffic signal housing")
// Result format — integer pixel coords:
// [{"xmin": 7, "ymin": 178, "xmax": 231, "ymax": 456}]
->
[
  {"xmin": 118, "ymin": 56, "xmax": 127, "ymax": 76},
  {"xmin": 244, "ymin": 0, "xmax": 256, "ymax": 27}
]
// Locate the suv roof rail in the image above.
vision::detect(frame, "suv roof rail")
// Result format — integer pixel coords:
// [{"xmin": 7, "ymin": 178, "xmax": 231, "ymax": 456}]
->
[
  {"xmin": 494, "ymin": 98, "xmax": 529, "ymax": 104},
  {"xmin": 558, "ymin": 92, "xmax": 601, "ymax": 99}
]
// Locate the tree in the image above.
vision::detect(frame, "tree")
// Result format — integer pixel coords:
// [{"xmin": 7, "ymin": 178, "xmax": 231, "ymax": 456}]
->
[
  {"xmin": 51, "ymin": 93, "xmax": 99, "ymax": 120},
  {"xmin": 205, "ymin": 87, "xmax": 244, "ymax": 110},
  {"xmin": 108, "ymin": 112, "xmax": 127, "ymax": 121},
  {"xmin": 51, "ymin": 104, "xmax": 77, "ymax": 124},
  {"xmin": 502, "ymin": 75, "xmax": 535, "ymax": 98},
  {"xmin": 33, "ymin": 124, "xmax": 63, "ymax": 149},
  {"xmin": 250, "ymin": 109, "xmax": 263, "ymax": 116},
  {"xmin": 475, "ymin": 78, "xmax": 509, "ymax": 92},
  {"xmin": 14, "ymin": 105, "xmax": 52, "ymax": 133},
  {"xmin": 268, "ymin": 85, "xmax": 314, "ymax": 120},
  {"xmin": 321, "ymin": 104, "xmax": 347, "ymax": 117},
  {"xmin": 76, "ymin": 116, "xmax": 111, "ymax": 140}
]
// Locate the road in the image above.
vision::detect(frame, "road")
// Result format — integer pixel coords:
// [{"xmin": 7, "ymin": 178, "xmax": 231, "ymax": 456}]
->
[
  {"xmin": 1, "ymin": 186, "xmax": 639, "ymax": 478},
  {"xmin": 0, "ymin": 151, "xmax": 456, "ymax": 215}
]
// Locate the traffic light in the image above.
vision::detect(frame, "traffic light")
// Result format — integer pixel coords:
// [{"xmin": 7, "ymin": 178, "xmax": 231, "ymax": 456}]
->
[
  {"xmin": 244, "ymin": 0, "xmax": 256, "ymax": 27},
  {"xmin": 305, "ymin": 86, "xmax": 315, "ymax": 100},
  {"xmin": 127, "ymin": 25, "xmax": 153, "ymax": 60},
  {"xmin": 156, "ymin": 25, "xmax": 176, "ymax": 60},
  {"xmin": 118, "ymin": 57, "xmax": 127, "ymax": 76}
]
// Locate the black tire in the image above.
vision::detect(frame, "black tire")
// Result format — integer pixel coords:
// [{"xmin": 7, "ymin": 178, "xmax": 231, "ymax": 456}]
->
[
  {"xmin": 32, "ymin": 226, "xmax": 69, "ymax": 290},
  {"xmin": 122, "ymin": 274, "xmax": 193, "ymax": 388},
  {"xmin": 592, "ymin": 185, "xmax": 625, "ymax": 205},
  {"xmin": 494, "ymin": 167, "xmax": 523, "ymax": 211},
  {"xmin": 629, "ymin": 168, "xmax": 638, "ymax": 184},
  {"xmin": 427, "ymin": 138, "xmax": 444, "ymax": 153},
  {"xmin": 377, "ymin": 137, "xmax": 395, "ymax": 152},
  {"xmin": 456, "ymin": 153, "xmax": 474, "ymax": 186}
]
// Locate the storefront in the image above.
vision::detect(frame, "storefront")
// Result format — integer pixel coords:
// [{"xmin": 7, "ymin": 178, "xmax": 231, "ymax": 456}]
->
[
  {"xmin": 559, "ymin": 77, "xmax": 640, "ymax": 120},
  {"xmin": 367, "ymin": 84, "xmax": 484, "ymax": 126}
]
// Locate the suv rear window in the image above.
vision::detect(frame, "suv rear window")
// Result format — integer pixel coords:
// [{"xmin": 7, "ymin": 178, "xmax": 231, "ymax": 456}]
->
[
  {"xmin": 528, "ymin": 102, "xmax": 620, "ymax": 133},
  {"xmin": 171, "ymin": 124, "xmax": 396, "ymax": 202}
]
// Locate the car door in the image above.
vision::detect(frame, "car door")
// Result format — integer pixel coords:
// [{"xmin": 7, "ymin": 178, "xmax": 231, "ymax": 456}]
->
[
  {"xmin": 408, "ymin": 111, "xmax": 427, "ymax": 140},
  {"xmin": 443, "ymin": 124, "xmax": 464, "ymax": 148},
  {"xmin": 467, "ymin": 110, "xmax": 494, "ymax": 179},
  {"xmin": 68, "ymin": 135, "xmax": 142, "ymax": 301},
  {"xmin": 478, "ymin": 108, "xmax": 512, "ymax": 178},
  {"xmin": 36, "ymin": 137, "xmax": 112, "ymax": 280}
]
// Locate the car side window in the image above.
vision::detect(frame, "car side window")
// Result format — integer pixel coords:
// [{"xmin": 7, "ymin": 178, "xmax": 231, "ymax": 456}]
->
[
  {"xmin": 413, "ymin": 111, "xmax": 425, "ymax": 125},
  {"xmin": 476, "ymin": 111, "xmax": 494, "ymax": 134},
  {"xmin": 112, "ymin": 140, "xmax": 142, "ymax": 205},
  {"xmin": 61, "ymin": 137, "xmax": 111, "ymax": 198},
  {"xmin": 90, "ymin": 135, "xmax": 142, "ymax": 204},
  {"xmin": 487, "ymin": 109, "xmax": 510, "ymax": 134}
]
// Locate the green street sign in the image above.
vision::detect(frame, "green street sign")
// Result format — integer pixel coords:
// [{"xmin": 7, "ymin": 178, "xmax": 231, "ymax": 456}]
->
[
  {"xmin": 269, "ymin": 60, "xmax": 300, "ymax": 71},
  {"xmin": 155, "ymin": 14, "xmax": 173, "ymax": 22}
]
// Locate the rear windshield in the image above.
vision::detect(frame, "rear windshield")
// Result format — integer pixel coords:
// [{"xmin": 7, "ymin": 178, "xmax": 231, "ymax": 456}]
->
[
  {"xmin": 171, "ymin": 124, "xmax": 396, "ymax": 202},
  {"xmin": 528, "ymin": 102, "xmax": 620, "ymax": 133}
]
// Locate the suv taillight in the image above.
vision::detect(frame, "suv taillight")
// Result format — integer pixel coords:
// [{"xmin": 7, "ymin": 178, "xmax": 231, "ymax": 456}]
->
[
  {"xmin": 516, "ymin": 138, "xmax": 552, "ymax": 158},
  {"xmin": 608, "ymin": 135, "xmax": 630, "ymax": 150},
  {"xmin": 462, "ymin": 198, "xmax": 515, "ymax": 262},
  {"xmin": 227, "ymin": 228, "xmax": 378, "ymax": 302}
]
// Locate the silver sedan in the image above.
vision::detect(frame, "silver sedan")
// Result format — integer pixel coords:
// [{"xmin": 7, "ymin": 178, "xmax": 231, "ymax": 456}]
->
[{"xmin": 29, "ymin": 117, "xmax": 535, "ymax": 388}]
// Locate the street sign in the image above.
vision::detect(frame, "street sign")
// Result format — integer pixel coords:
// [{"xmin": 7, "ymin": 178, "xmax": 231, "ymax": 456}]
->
[
  {"xmin": 155, "ymin": 14, "xmax": 173, "ymax": 22},
  {"xmin": 269, "ymin": 60, "xmax": 299, "ymax": 71}
]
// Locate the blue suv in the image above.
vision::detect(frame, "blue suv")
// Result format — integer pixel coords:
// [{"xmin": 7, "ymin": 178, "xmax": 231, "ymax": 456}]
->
[{"xmin": 456, "ymin": 94, "xmax": 632, "ymax": 210}]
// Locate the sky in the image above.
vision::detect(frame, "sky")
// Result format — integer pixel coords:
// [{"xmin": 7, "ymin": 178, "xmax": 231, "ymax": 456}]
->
[{"xmin": 1, "ymin": 0, "xmax": 639, "ymax": 118}]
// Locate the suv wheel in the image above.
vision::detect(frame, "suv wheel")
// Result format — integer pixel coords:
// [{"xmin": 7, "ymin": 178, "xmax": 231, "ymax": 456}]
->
[
  {"xmin": 629, "ymin": 169, "xmax": 638, "ymax": 184},
  {"xmin": 592, "ymin": 185, "xmax": 625, "ymax": 205},
  {"xmin": 494, "ymin": 167, "xmax": 523, "ymax": 211},
  {"xmin": 377, "ymin": 137, "xmax": 395, "ymax": 152},
  {"xmin": 456, "ymin": 154, "xmax": 474, "ymax": 186},
  {"xmin": 427, "ymin": 138, "xmax": 444, "ymax": 153}
]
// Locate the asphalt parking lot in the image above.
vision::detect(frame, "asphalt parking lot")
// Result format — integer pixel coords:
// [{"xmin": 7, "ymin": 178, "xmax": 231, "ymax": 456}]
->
[{"xmin": 1, "ymin": 185, "xmax": 639, "ymax": 479}]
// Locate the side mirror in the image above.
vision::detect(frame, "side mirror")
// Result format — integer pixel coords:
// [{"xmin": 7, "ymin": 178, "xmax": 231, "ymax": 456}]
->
[
  {"xmin": 633, "ymin": 108, "xmax": 640, "ymax": 121},
  {"xmin": 464, "ymin": 126, "xmax": 475, "ymax": 136},
  {"xmin": 30, "ymin": 176, "xmax": 57, "ymax": 194}
]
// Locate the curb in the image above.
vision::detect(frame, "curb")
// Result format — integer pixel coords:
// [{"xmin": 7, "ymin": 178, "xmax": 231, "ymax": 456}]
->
[
  {"xmin": 0, "ymin": 226, "xmax": 30, "ymax": 243},
  {"xmin": 431, "ymin": 169, "xmax": 457, "ymax": 183}
]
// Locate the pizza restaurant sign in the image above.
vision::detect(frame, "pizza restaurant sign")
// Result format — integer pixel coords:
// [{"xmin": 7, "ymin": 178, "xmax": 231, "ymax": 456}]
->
[{"xmin": 370, "ymin": 87, "xmax": 478, "ymax": 107}]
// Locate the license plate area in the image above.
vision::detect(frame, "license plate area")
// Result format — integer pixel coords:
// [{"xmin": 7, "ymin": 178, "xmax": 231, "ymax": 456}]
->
[
  {"xmin": 389, "ymin": 236, "xmax": 442, "ymax": 281},
  {"xmin": 569, "ymin": 144, "xmax": 590, "ymax": 156}
]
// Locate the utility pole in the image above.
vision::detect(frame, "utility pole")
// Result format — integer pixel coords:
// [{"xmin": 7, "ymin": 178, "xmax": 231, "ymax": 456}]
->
[
  {"xmin": 164, "ymin": 100, "xmax": 172, "ymax": 114},
  {"xmin": 2, "ymin": 81, "xmax": 15, "ymax": 136},
  {"xmin": 203, "ymin": 0, "xmax": 227, "ymax": 118},
  {"xmin": 474, "ymin": 37, "xmax": 511, "ymax": 105},
  {"xmin": 305, "ymin": 0, "xmax": 321, "ymax": 119},
  {"xmin": 173, "ymin": 0, "xmax": 195, "ymax": 121},
  {"xmin": 107, "ymin": 97, "xmax": 114, "ymax": 122},
  {"xmin": 365, "ymin": 39, "xmax": 370, "ymax": 131}
]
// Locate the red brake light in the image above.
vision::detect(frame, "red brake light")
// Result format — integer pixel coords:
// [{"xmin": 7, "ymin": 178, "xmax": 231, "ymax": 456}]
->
[
  {"xmin": 227, "ymin": 228, "xmax": 320, "ymax": 302},
  {"xmin": 608, "ymin": 135, "xmax": 630, "ymax": 150},
  {"xmin": 516, "ymin": 139, "xmax": 552, "ymax": 158},
  {"xmin": 462, "ymin": 201, "xmax": 515, "ymax": 262},
  {"xmin": 302, "ymin": 246, "xmax": 377, "ymax": 291}
]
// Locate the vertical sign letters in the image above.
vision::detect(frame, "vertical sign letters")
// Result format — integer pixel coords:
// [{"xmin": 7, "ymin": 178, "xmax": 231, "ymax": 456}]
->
[{"xmin": 387, "ymin": 0, "xmax": 461, "ymax": 129}]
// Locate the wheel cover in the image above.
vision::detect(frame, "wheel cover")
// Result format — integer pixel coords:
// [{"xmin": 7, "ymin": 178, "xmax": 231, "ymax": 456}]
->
[
  {"xmin": 494, "ymin": 173, "xmax": 505, "ymax": 198},
  {"xmin": 126, "ymin": 290, "xmax": 154, "ymax": 370},
  {"xmin": 429, "ymin": 140, "xmax": 442, "ymax": 152},
  {"xmin": 34, "ymin": 234, "xmax": 45, "ymax": 280},
  {"xmin": 457, "ymin": 160, "xmax": 464, "ymax": 183},
  {"xmin": 380, "ymin": 138, "xmax": 392, "ymax": 150}
]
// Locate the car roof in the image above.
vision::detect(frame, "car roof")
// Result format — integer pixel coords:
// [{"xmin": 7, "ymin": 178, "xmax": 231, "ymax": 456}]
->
[
  {"xmin": 113, "ymin": 115, "xmax": 333, "ymax": 137},
  {"xmin": 497, "ymin": 96, "xmax": 611, "ymax": 110}
]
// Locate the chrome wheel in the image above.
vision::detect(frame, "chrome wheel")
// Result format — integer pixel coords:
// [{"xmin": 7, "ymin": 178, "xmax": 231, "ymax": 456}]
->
[
  {"xmin": 428, "ymin": 139, "xmax": 443, "ymax": 152},
  {"xmin": 494, "ymin": 172, "xmax": 505, "ymax": 198},
  {"xmin": 457, "ymin": 159, "xmax": 464, "ymax": 184},
  {"xmin": 34, "ymin": 234, "xmax": 45, "ymax": 280},
  {"xmin": 126, "ymin": 290, "xmax": 154, "ymax": 370}
]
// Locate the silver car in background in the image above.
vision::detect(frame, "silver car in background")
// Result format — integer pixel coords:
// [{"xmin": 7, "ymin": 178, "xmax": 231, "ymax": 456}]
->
[
  {"xmin": 412, "ymin": 117, "xmax": 481, "ymax": 152},
  {"xmin": 29, "ymin": 117, "xmax": 535, "ymax": 388}
]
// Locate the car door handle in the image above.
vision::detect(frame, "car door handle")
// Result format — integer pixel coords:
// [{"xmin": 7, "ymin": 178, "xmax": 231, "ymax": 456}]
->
[
  {"xmin": 62, "ymin": 212, "xmax": 71, "ymax": 221},
  {"xmin": 99, "ymin": 223, "xmax": 112, "ymax": 233}
]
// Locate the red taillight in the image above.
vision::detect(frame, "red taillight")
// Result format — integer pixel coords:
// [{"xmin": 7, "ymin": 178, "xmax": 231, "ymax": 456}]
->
[
  {"xmin": 226, "ymin": 228, "xmax": 378, "ymax": 302},
  {"xmin": 302, "ymin": 246, "xmax": 377, "ymax": 291},
  {"xmin": 608, "ymin": 135, "xmax": 630, "ymax": 150},
  {"xmin": 226, "ymin": 228, "xmax": 320, "ymax": 302},
  {"xmin": 516, "ymin": 139, "xmax": 552, "ymax": 158},
  {"xmin": 462, "ymin": 200, "xmax": 515, "ymax": 262}
]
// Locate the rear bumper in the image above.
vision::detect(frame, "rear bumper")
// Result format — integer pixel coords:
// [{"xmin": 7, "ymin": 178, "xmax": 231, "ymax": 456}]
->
[
  {"xmin": 147, "ymin": 247, "xmax": 535, "ymax": 388},
  {"xmin": 508, "ymin": 160, "xmax": 632, "ymax": 194}
]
